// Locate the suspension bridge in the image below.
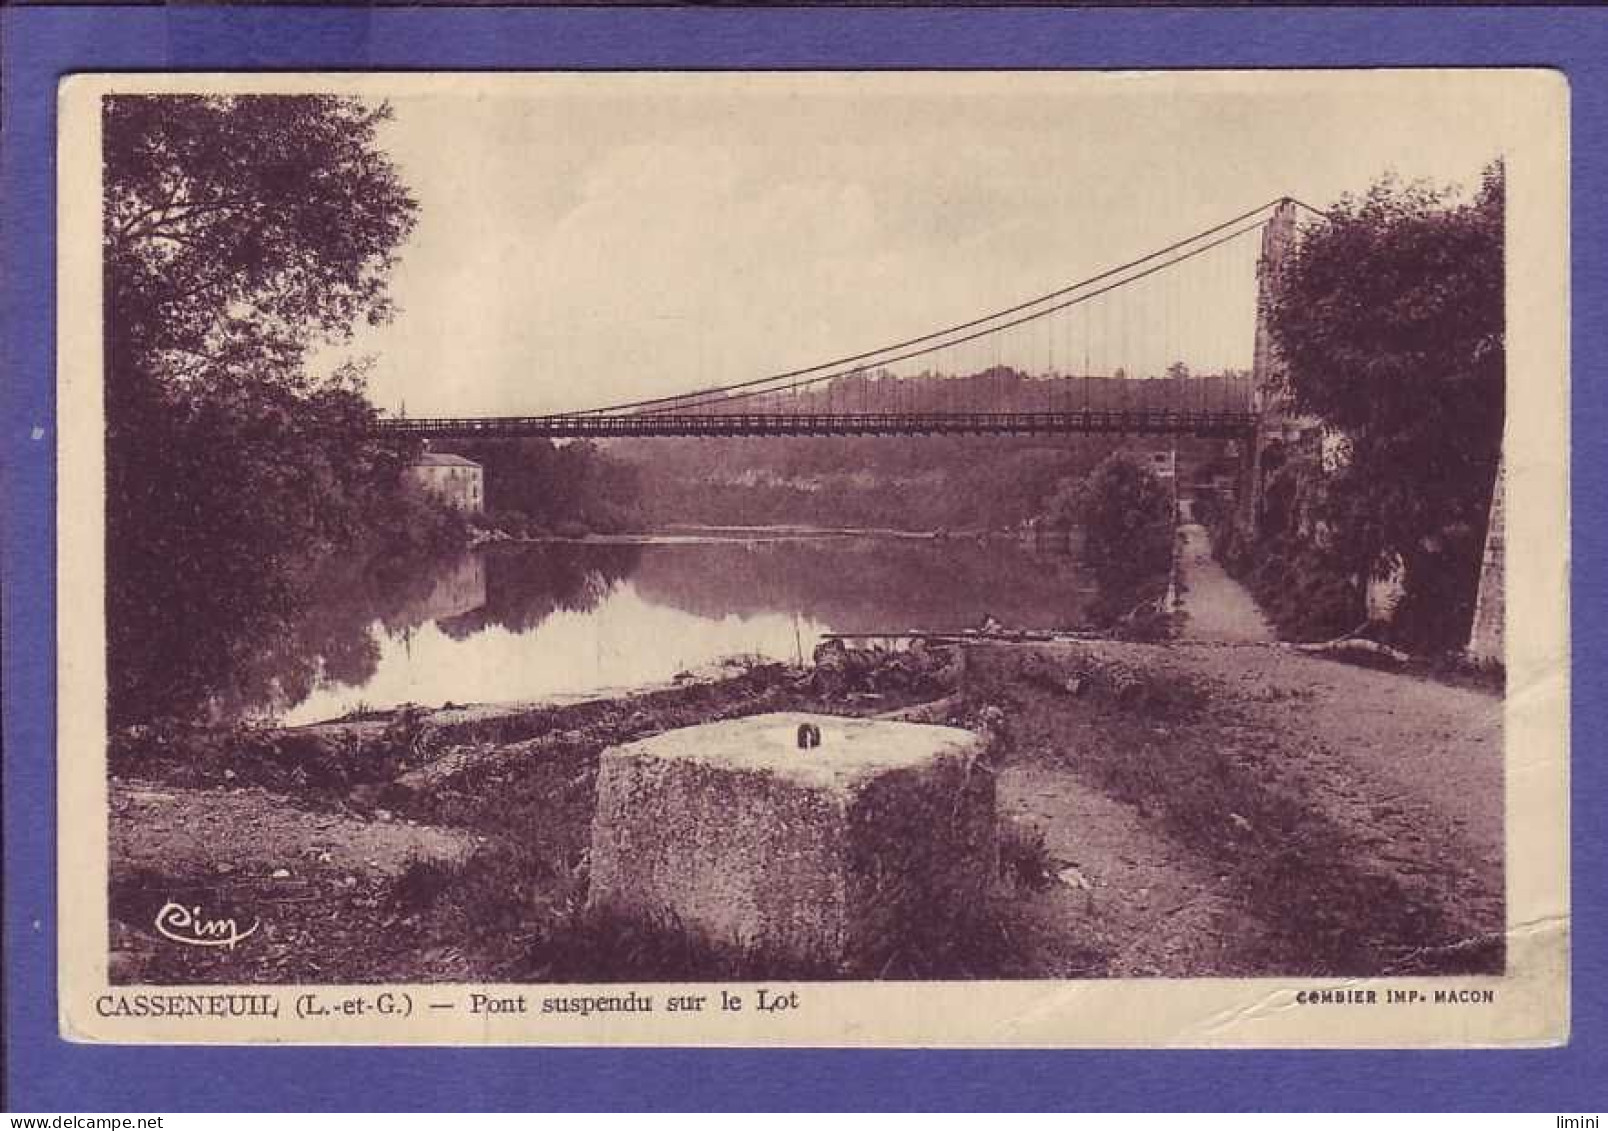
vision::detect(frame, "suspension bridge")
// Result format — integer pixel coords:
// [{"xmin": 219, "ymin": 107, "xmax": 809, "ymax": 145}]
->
[{"xmin": 377, "ymin": 198, "xmax": 1319, "ymax": 442}]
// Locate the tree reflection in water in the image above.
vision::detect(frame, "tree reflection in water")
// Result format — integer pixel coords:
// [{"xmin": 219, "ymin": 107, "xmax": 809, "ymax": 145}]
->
[
  {"xmin": 629, "ymin": 537, "xmax": 1093, "ymax": 635},
  {"xmin": 436, "ymin": 544, "xmax": 642, "ymax": 639},
  {"xmin": 219, "ymin": 542, "xmax": 638, "ymax": 721},
  {"xmin": 224, "ymin": 536, "xmax": 1091, "ymax": 724}
]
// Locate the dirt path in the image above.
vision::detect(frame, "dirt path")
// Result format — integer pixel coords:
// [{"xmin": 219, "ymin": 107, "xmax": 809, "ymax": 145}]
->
[
  {"xmin": 981, "ymin": 641, "xmax": 1503, "ymax": 976},
  {"xmin": 998, "ymin": 760, "xmax": 1274, "ymax": 977},
  {"xmin": 111, "ymin": 780, "xmax": 478, "ymax": 880},
  {"xmin": 1175, "ymin": 522, "xmax": 1275, "ymax": 643}
]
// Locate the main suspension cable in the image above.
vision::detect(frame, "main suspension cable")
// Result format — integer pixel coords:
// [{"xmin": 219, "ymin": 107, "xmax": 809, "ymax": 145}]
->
[
  {"xmin": 644, "ymin": 216, "xmax": 1270, "ymax": 414},
  {"xmin": 565, "ymin": 198, "xmax": 1290, "ymax": 417}
]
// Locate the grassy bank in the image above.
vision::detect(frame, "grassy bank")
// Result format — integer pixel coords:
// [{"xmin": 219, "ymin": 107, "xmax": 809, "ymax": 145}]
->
[{"xmin": 108, "ymin": 636, "xmax": 1503, "ymax": 983}]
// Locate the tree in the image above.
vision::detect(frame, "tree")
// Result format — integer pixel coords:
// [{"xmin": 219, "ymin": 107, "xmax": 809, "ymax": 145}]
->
[
  {"xmin": 104, "ymin": 95, "xmax": 428, "ymax": 723},
  {"xmin": 1075, "ymin": 453, "xmax": 1174, "ymax": 581},
  {"xmin": 105, "ymin": 96, "xmax": 416, "ymax": 388},
  {"xmin": 1266, "ymin": 163, "xmax": 1504, "ymax": 648},
  {"xmin": 449, "ymin": 438, "xmax": 645, "ymax": 535}
]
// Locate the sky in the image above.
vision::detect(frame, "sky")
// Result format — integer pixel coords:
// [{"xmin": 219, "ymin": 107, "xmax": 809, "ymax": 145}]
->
[{"xmin": 308, "ymin": 71, "xmax": 1526, "ymax": 417}]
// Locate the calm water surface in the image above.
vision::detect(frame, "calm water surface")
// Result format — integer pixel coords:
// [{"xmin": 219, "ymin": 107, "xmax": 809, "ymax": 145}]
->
[{"xmin": 251, "ymin": 535, "xmax": 1096, "ymax": 726}]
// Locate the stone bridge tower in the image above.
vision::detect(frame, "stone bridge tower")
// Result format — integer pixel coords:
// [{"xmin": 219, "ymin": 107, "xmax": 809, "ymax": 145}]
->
[
  {"xmin": 1466, "ymin": 454, "xmax": 1505, "ymax": 665},
  {"xmin": 1240, "ymin": 198, "xmax": 1301, "ymax": 532}
]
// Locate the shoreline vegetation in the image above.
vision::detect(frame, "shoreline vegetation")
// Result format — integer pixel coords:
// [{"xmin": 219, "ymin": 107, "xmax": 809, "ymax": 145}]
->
[
  {"xmin": 109, "ymin": 636, "xmax": 1503, "ymax": 984},
  {"xmin": 473, "ymin": 522, "xmax": 1037, "ymax": 546}
]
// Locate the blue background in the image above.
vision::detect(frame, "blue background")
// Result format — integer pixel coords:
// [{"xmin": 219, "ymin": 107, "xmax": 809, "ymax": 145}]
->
[{"xmin": 3, "ymin": 5, "xmax": 1604, "ymax": 1112}]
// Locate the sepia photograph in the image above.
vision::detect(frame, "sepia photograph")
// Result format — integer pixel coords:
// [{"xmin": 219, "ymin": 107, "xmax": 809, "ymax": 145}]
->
[{"xmin": 54, "ymin": 69, "xmax": 1568, "ymax": 1046}]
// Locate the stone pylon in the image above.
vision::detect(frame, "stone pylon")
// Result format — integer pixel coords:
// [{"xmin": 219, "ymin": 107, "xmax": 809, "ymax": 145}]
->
[
  {"xmin": 1466, "ymin": 454, "xmax": 1506, "ymax": 666},
  {"xmin": 1241, "ymin": 199, "xmax": 1299, "ymax": 533}
]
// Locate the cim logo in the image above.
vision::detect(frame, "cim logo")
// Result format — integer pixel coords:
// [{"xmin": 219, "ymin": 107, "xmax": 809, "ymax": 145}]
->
[{"xmin": 154, "ymin": 900, "xmax": 259, "ymax": 950}]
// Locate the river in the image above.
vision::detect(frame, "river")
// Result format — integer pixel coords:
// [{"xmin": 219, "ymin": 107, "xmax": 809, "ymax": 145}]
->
[{"xmin": 233, "ymin": 532, "xmax": 1099, "ymax": 726}]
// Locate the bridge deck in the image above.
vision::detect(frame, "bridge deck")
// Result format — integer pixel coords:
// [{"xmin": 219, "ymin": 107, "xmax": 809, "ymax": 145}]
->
[{"xmin": 376, "ymin": 409, "xmax": 1257, "ymax": 440}]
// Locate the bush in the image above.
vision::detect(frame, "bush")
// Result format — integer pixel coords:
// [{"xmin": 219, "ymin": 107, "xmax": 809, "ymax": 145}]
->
[
  {"xmin": 394, "ymin": 857, "xmax": 458, "ymax": 913},
  {"xmin": 1190, "ymin": 489, "xmax": 1227, "ymax": 531},
  {"xmin": 1058, "ymin": 454, "xmax": 1176, "ymax": 631},
  {"xmin": 394, "ymin": 842, "xmax": 553, "ymax": 943},
  {"xmin": 585, "ymin": 500, "xmax": 642, "ymax": 536},
  {"xmin": 484, "ymin": 508, "xmax": 530, "ymax": 538},
  {"xmin": 998, "ymin": 821, "xmax": 1055, "ymax": 891},
  {"xmin": 1077, "ymin": 454, "xmax": 1174, "ymax": 580},
  {"xmin": 1198, "ymin": 454, "xmax": 1364, "ymax": 644}
]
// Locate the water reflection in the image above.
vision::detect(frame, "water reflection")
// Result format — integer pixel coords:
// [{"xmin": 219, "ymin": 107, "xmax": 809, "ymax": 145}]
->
[
  {"xmin": 388, "ymin": 554, "xmax": 487, "ymax": 627},
  {"xmin": 238, "ymin": 535, "xmax": 1095, "ymax": 726},
  {"xmin": 629, "ymin": 537, "xmax": 1094, "ymax": 634}
]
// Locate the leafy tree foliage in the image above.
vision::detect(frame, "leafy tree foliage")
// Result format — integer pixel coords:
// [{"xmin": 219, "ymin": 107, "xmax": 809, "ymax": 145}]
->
[
  {"xmin": 1265, "ymin": 164, "xmax": 1504, "ymax": 648},
  {"xmin": 104, "ymin": 95, "xmax": 445, "ymax": 724},
  {"xmin": 105, "ymin": 96, "xmax": 416, "ymax": 393},
  {"xmin": 451, "ymin": 438, "xmax": 644, "ymax": 535},
  {"xmin": 1073, "ymin": 453, "xmax": 1175, "ymax": 583}
]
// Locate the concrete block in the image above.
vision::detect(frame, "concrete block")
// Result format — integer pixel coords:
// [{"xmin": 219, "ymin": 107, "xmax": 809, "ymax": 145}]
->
[{"xmin": 588, "ymin": 712, "xmax": 995, "ymax": 970}]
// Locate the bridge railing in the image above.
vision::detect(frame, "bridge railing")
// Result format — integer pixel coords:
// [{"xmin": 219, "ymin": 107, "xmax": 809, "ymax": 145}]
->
[{"xmin": 373, "ymin": 409, "xmax": 1258, "ymax": 440}]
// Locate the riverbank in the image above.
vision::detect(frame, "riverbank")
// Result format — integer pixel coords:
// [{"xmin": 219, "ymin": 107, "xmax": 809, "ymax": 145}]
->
[
  {"xmin": 470, "ymin": 522, "xmax": 1010, "ymax": 547},
  {"xmin": 108, "ymin": 635, "xmax": 1502, "ymax": 983}
]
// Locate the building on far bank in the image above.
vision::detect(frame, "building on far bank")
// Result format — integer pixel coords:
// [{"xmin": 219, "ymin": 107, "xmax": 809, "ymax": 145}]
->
[
  {"xmin": 1142, "ymin": 448, "xmax": 1177, "ymax": 481},
  {"xmin": 406, "ymin": 451, "xmax": 484, "ymax": 514}
]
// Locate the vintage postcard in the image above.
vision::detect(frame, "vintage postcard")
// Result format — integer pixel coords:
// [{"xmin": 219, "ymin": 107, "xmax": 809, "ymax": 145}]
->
[{"xmin": 56, "ymin": 69, "xmax": 1568, "ymax": 1046}]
